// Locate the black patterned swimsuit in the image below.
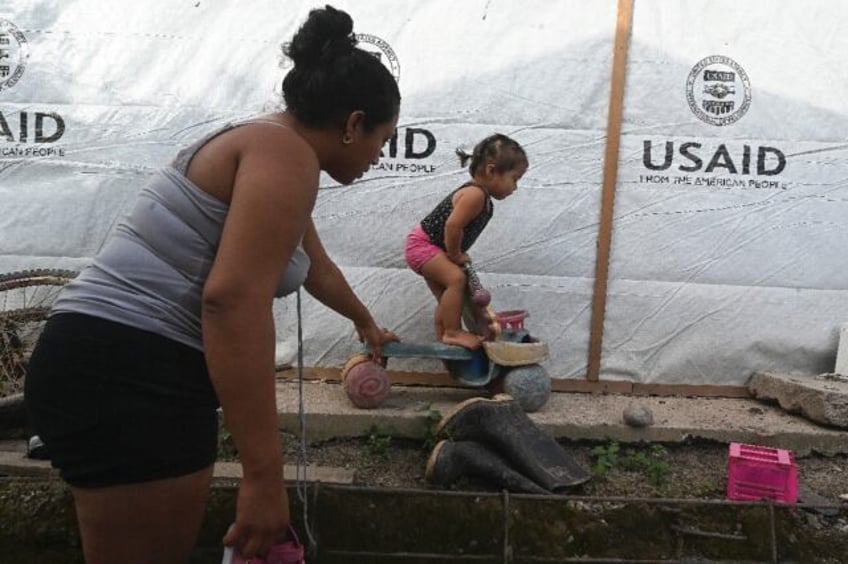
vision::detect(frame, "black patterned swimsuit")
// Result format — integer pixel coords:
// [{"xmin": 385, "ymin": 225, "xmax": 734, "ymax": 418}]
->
[{"xmin": 420, "ymin": 182, "xmax": 493, "ymax": 251}]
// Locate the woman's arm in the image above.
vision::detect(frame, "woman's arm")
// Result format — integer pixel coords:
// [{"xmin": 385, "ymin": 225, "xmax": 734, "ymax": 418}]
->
[
  {"xmin": 302, "ymin": 218, "xmax": 395, "ymax": 358},
  {"xmin": 201, "ymin": 125, "xmax": 319, "ymax": 558}
]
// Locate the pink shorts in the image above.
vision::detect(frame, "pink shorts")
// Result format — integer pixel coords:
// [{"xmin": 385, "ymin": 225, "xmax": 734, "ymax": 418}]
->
[{"xmin": 405, "ymin": 225, "xmax": 443, "ymax": 274}]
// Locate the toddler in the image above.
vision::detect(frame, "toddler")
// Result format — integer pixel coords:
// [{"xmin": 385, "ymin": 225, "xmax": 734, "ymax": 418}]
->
[{"xmin": 405, "ymin": 133, "xmax": 528, "ymax": 348}]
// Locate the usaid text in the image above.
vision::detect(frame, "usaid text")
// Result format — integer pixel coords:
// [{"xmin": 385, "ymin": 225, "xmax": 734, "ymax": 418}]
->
[
  {"xmin": 642, "ymin": 140, "xmax": 786, "ymax": 176},
  {"xmin": 0, "ymin": 111, "xmax": 65, "ymax": 143}
]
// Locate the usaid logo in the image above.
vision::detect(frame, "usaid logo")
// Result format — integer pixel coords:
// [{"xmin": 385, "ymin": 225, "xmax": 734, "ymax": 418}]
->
[
  {"xmin": 280, "ymin": 33, "xmax": 400, "ymax": 83},
  {"xmin": 0, "ymin": 19, "xmax": 29, "ymax": 92},
  {"xmin": 686, "ymin": 55, "xmax": 751, "ymax": 126},
  {"xmin": 355, "ymin": 33, "xmax": 400, "ymax": 82}
]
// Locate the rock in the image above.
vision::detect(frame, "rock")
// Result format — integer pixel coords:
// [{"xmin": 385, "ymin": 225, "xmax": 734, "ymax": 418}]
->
[{"xmin": 623, "ymin": 403, "xmax": 654, "ymax": 428}]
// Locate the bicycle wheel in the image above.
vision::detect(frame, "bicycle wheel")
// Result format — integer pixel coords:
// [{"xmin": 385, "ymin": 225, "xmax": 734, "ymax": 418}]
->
[{"xmin": 0, "ymin": 269, "xmax": 77, "ymax": 397}]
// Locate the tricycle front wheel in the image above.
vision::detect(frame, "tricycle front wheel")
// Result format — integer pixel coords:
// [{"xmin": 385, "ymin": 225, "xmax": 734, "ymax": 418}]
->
[{"xmin": 487, "ymin": 364, "xmax": 551, "ymax": 413}]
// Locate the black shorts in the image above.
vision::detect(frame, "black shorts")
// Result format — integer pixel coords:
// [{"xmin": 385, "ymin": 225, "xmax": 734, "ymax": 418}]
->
[{"xmin": 25, "ymin": 313, "xmax": 220, "ymax": 488}]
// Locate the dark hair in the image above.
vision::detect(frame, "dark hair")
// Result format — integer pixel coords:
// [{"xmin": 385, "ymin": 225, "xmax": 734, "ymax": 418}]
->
[
  {"xmin": 456, "ymin": 133, "xmax": 528, "ymax": 176},
  {"xmin": 282, "ymin": 5, "xmax": 401, "ymax": 132}
]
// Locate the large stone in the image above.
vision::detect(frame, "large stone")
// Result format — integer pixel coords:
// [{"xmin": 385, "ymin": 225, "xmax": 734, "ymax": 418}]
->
[
  {"xmin": 748, "ymin": 372, "xmax": 848, "ymax": 429},
  {"xmin": 623, "ymin": 403, "xmax": 654, "ymax": 428}
]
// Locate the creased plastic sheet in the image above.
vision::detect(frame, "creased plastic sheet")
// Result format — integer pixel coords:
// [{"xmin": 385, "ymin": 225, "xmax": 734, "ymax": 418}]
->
[
  {"xmin": 601, "ymin": 0, "xmax": 848, "ymax": 383},
  {"xmin": 1, "ymin": 0, "xmax": 846, "ymax": 385}
]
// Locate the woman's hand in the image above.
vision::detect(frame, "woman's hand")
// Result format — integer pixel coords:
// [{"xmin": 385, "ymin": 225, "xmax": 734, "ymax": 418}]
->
[
  {"xmin": 356, "ymin": 321, "xmax": 398, "ymax": 361},
  {"xmin": 224, "ymin": 475, "xmax": 291, "ymax": 558}
]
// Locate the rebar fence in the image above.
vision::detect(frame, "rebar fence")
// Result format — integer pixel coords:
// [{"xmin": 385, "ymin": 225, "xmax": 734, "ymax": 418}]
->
[
  {"xmin": 1, "ymin": 478, "xmax": 846, "ymax": 563},
  {"xmin": 203, "ymin": 482, "xmax": 848, "ymax": 563}
]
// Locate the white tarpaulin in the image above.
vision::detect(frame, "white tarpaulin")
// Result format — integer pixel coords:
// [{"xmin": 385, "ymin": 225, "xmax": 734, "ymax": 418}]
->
[{"xmin": 1, "ymin": 0, "xmax": 846, "ymax": 385}]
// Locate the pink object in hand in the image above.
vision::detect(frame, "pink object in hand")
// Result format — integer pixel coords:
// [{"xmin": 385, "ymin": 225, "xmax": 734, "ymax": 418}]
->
[{"xmin": 222, "ymin": 526, "xmax": 305, "ymax": 564}]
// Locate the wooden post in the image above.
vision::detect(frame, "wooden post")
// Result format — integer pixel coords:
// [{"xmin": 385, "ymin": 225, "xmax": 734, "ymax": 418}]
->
[{"xmin": 587, "ymin": 0, "xmax": 634, "ymax": 382}]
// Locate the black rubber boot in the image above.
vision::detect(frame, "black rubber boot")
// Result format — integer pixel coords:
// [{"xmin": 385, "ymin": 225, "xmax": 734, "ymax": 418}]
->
[
  {"xmin": 435, "ymin": 394, "xmax": 591, "ymax": 491},
  {"xmin": 425, "ymin": 439, "xmax": 550, "ymax": 494}
]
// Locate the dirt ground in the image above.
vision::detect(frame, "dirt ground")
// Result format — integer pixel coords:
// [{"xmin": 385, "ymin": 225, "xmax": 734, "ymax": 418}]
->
[{"xmin": 268, "ymin": 431, "xmax": 848, "ymax": 504}]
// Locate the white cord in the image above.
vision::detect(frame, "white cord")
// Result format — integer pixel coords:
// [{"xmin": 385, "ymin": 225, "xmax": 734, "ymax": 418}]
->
[{"xmin": 294, "ymin": 289, "xmax": 316, "ymax": 554}]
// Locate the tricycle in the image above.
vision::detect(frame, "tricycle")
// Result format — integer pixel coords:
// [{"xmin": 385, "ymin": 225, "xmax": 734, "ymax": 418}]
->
[{"xmin": 341, "ymin": 264, "xmax": 552, "ymax": 412}]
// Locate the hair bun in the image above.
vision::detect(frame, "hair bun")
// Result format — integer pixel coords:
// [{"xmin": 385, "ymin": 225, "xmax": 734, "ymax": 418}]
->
[{"xmin": 286, "ymin": 5, "xmax": 357, "ymax": 67}]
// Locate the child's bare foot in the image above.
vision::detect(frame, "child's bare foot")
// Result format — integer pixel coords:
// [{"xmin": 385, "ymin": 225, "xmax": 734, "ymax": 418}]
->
[{"xmin": 442, "ymin": 330, "xmax": 485, "ymax": 349}]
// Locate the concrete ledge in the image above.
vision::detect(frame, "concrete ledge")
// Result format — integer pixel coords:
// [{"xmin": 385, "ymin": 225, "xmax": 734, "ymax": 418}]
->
[
  {"xmin": 749, "ymin": 371, "xmax": 848, "ymax": 429},
  {"xmin": 213, "ymin": 461, "xmax": 354, "ymax": 484},
  {"xmin": 6, "ymin": 373, "xmax": 845, "ymax": 485},
  {"xmin": 276, "ymin": 379, "xmax": 848, "ymax": 456},
  {"xmin": 0, "ymin": 444, "xmax": 55, "ymax": 478},
  {"xmin": 0, "ymin": 441, "xmax": 354, "ymax": 484}
]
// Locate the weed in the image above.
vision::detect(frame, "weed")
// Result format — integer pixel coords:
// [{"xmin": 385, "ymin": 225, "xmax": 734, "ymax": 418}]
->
[
  {"xmin": 419, "ymin": 404, "xmax": 443, "ymax": 450},
  {"xmin": 590, "ymin": 441, "xmax": 672, "ymax": 488},
  {"xmin": 591, "ymin": 441, "xmax": 620, "ymax": 480},
  {"xmin": 365, "ymin": 424, "xmax": 394, "ymax": 458},
  {"xmin": 619, "ymin": 447, "xmax": 650, "ymax": 471},
  {"xmin": 693, "ymin": 477, "xmax": 722, "ymax": 496},
  {"xmin": 217, "ymin": 417, "xmax": 236, "ymax": 459},
  {"xmin": 644, "ymin": 444, "xmax": 672, "ymax": 487}
]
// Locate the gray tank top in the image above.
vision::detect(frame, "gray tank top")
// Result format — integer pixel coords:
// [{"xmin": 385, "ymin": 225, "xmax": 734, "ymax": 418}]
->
[{"xmin": 51, "ymin": 119, "xmax": 311, "ymax": 351}]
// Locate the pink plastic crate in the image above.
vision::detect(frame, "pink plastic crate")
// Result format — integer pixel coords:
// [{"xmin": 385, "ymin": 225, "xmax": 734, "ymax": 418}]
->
[{"xmin": 726, "ymin": 442, "xmax": 798, "ymax": 503}]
